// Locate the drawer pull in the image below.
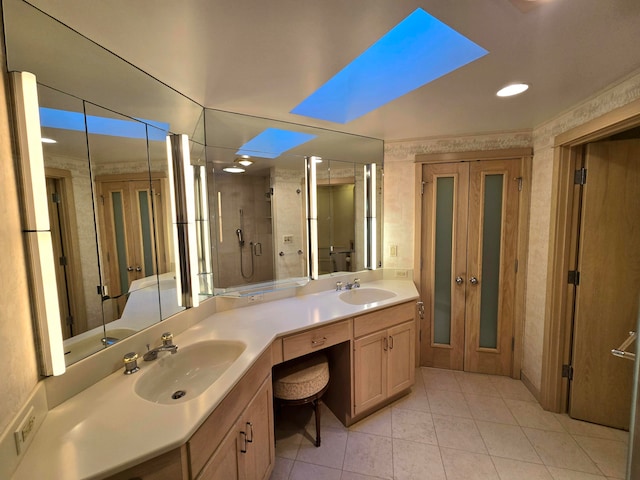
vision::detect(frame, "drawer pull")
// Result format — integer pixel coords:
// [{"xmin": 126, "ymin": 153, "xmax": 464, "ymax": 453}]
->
[
  {"xmin": 240, "ymin": 431, "xmax": 248, "ymax": 453},
  {"xmin": 246, "ymin": 422, "xmax": 254, "ymax": 443},
  {"xmin": 311, "ymin": 336, "xmax": 327, "ymax": 347},
  {"xmin": 389, "ymin": 335, "xmax": 394, "ymax": 349},
  {"xmin": 383, "ymin": 336, "xmax": 388, "ymax": 351}
]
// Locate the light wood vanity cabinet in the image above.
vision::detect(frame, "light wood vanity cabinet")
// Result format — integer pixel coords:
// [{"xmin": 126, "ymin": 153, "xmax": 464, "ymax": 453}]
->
[
  {"xmin": 196, "ymin": 377, "xmax": 274, "ymax": 480},
  {"xmin": 353, "ymin": 302, "xmax": 416, "ymax": 416}
]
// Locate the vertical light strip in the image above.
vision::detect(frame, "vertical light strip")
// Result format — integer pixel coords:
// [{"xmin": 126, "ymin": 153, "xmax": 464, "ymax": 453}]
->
[
  {"xmin": 166, "ymin": 134, "xmax": 199, "ymax": 308},
  {"xmin": 11, "ymin": 72, "xmax": 65, "ymax": 376},
  {"xmin": 306, "ymin": 156, "xmax": 319, "ymax": 279},
  {"xmin": 196, "ymin": 165, "xmax": 212, "ymax": 294},
  {"xmin": 364, "ymin": 164, "xmax": 377, "ymax": 270}
]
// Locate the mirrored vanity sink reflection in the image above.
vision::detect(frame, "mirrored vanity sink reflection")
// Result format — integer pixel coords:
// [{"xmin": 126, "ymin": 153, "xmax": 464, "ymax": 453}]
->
[
  {"xmin": 134, "ymin": 340, "xmax": 247, "ymax": 404},
  {"xmin": 339, "ymin": 287, "xmax": 397, "ymax": 305}
]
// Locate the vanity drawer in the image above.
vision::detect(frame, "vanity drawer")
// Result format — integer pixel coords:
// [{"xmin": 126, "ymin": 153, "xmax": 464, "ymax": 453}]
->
[
  {"xmin": 282, "ymin": 319, "xmax": 351, "ymax": 361},
  {"xmin": 353, "ymin": 302, "xmax": 415, "ymax": 338}
]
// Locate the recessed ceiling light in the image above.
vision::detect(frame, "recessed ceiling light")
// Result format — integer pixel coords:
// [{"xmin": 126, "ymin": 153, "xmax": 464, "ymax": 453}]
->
[
  {"xmin": 497, "ymin": 83, "xmax": 529, "ymax": 97},
  {"xmin": 223, "ymin": 166, "xmax": 245, "ymax": 174},
  {"xmin": 41, "ymin": 137, "xmax": 57, "ymax": 143}
]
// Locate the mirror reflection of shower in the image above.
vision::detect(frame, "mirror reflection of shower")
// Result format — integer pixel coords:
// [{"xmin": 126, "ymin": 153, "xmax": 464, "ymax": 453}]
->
[{"xmin": 236, "ymin": 209, "xmax": 254, "ymax": 279}]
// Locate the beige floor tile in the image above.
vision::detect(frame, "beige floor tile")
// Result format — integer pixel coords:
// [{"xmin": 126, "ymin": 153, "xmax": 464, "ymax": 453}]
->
[
  {"xmin": 476, "ymin": 421, "xmax": 541, "ymax": 463},
  {"xmin": 546, "ymin": 466, "xmax": 608, "ymax": 479},
  {"xmin": 343, "ymin": 431, "xmax": 393, "ymax": 479},
  {"xmin": 465, "ymin": 393, "xmax": 518, "ymax": 425},
  {"xmin": 440, "ymin": 447, "xmax": 499, "ymax": 479},
  {"xmin": 270, "ymin": 457, "xmax": 294, "ymax": 480},
  {"xmin": 553, "ymin": 414, "xmax": 629, "ymax": 443},
  {"xmin": 505, "ymin": 399, "xmax": 566, "ymax": 432},
  {"xmin": 391, "ymin": 387, "xmax": 430, "ymax": 413},
  {"xmin": 349, "ymin": 406, "xmax": 392, "ymax": 437},
  {"xmin": 456, "ymin": 372, "xmax": 501, "ymax": 397},
  {"xmin": 422, "ymin": 367, "xmax": 462, "ymax": 392},
  {"xmin": 340, "ymin": 472, "xmax": 387, "ymax": 480},
  {"xmin": 491, "ymin": 376, "xmax": 538, "ymax": 403},
  {"xmin": 432, "ymin": 414, "xmax": 487, "ymax": 454},
  {"xmin": 412, "ymin": 367, "xmax": 426, "ymax": 391},
  {"xmin": 289, "ymin": 461, "xmax": 342, "ymax": 480},
  {"xmin": 491, "ymin": 457, "xmax": 553, "ymax": 479},
  {"xmin": 392, "ymin": 438, "xmax": 446, "ymax": 480},
  {"xmin": 391, "ymin": 408, "xmax": 437, "ymax": 444},
  {"xmin": 572, "ymin": 435, "xmax": 627, "ymax": 479},
  {"xmin": 427, "ymin": 389, "xmax": 472, "ymax": 418},
  {"xmin": 275, "ymin": 428, "xmax": 303, "ymax": 459},
  {"xmin": 523, "ymin": 428, "xmax": 601, "ymax": 475},
  {"xmin": 296, "ymin": 428, "xmax": 348, "ymax": 469}
]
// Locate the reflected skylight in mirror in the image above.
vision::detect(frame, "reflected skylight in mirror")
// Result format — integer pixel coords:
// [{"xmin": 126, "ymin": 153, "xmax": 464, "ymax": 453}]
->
[
  {"xmin": 235, "ymin": 127, "xmax": 317, "ymax": 158},
  {"xmin": 291, "ymin": 8, "xmax": 488, "ymax": 123},
  {"xmin": 39, "ymin": 107, "xmax": 169, "ymax": 140}
]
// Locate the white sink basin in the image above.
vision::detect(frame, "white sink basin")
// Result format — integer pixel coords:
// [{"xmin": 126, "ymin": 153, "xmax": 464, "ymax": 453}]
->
[
  {"xmin": 339, "ymin": 287, "xmax": 397, "ymax": 305},
  {"xmin": 135, "ymin": 340, "xmax": 246, "ymax": 404}
]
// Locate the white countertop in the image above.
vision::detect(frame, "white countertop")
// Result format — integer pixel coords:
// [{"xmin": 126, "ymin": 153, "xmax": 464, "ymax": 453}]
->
[{"xmin": 12, "ymin": 279, "xmax": 418, "ymax": 480}]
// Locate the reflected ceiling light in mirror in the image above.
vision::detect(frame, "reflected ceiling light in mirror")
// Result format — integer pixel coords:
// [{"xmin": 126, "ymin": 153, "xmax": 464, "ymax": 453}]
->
[
  {"xmin": 223, "ymin": 166, "xmax": 245, "ymax": 173},
  {"xmin": 291, "ymin": 8, "xmax": 488, "ymax": 123},
  {"xmin": 496, "ymin": 83, "xmax": 529, "ymax": 97},
  {"xmin": 39, "ymin": 107, "xmax": 169, "ymax": 140},
  {"xmin": 41, "ymin": 137, "xmax": 56, "ymax": 143},
  {"xmin": 236, "ymin": 156, "xmax": 253, "ymax": 167},
  {"xmin": 236, "ymin": 128, "xmax": 317, "ymax": 159}
]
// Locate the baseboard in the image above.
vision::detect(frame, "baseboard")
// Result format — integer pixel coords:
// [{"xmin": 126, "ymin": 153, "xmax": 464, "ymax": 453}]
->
[{"xmin": 520, "ymin": 370, "xmax": 541, "ymax": 404}]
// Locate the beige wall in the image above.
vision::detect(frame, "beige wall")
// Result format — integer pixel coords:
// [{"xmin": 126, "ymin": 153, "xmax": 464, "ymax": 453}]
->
[
  {"xmin": 0, "ymin": 36, "xmax": 41, "ymax": 435},
  {"xmin": 383, "ymin": 68, "xmax": 640, "ymax": 392}
]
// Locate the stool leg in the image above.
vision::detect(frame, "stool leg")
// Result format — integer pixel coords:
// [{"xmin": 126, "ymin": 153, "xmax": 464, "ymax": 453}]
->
[{"xmin": 314, "ymin": 399, "xmax": 321, "ymax": 447}]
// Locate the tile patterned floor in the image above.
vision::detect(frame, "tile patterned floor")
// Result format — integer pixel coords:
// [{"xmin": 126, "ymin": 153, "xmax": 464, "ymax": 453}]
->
[{"xmin": 269, "ymin": 367, "xmax": 629, "ymax": 480}]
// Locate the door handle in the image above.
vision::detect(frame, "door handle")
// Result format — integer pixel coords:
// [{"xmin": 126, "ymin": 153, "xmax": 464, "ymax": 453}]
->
[
  {"xmin": 470, "ymin": 276, "xmax": 478, "ymax": 285},
  {"xmin": 135, "ymin": 266, "xmax": 142, "ymax": 272},
  {"xmin": 127, "ymin": 266, "xmax": 134, "ymax": 272},
  {"xmin": 383, "ymin": 336, "xmax": 388, "ymax": 351},
  {"xmin": 389, "ymin": 335, "xmax": 394, "ymax": 349},
  {"xmin": 455, "ymin": 276, "xmax": 464, "ymax": 285}
]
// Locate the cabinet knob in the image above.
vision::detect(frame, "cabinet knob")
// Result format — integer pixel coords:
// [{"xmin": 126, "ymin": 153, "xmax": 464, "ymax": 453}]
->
[{"xmin": 470, "ymin": 276, "xmax": 479, "ymax": 285}]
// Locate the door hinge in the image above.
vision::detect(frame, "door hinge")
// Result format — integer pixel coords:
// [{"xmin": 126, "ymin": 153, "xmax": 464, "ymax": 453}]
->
[
  {"xmin": 51, "ymin": 192, "xmax": 61, "ymax": 204},
  {"xmin": 66, "ymin": 315, "xmax": 74, "ymax": 326},
  {"xmin": 567, "ymin": 270, "xmax": 580, "ymax": 286},
  {"xmin": 574, "ymin": 168, "xmax": 587, "ymax": 185},
  {"xmin": 59, "ymin": 256, "xmax": 67, "ymax": 266},
  {"xmin": 562, "ymin": 364, "xmax": 574, "ymax": 380},
  {"xmin": 421, "ymin": 181, "xmax": 426, "ymax": 195},
  {"xmin": 514, "ymin": 176, "xmax": 523, "ymax": 192}
]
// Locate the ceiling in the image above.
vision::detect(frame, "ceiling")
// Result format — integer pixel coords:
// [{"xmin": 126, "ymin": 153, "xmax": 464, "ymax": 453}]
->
[{"xmin": 22, "ymin": 0, "xmax": 640, "ymax": 141}]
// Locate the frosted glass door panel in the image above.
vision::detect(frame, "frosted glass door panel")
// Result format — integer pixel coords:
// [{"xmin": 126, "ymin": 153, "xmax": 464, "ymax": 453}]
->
[{"xmin": 433, "ymin": 177, "xmax": 454, "ymax": 345}]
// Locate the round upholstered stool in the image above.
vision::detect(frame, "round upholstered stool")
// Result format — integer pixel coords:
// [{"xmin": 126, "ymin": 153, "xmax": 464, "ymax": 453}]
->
[{"xmin": 273, "ymin": 353, "xmax": 329, "ymax": 447}]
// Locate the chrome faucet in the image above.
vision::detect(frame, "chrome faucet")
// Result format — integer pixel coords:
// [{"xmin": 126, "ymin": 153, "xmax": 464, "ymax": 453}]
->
[
  {"xmin": 344, "ymin": 278, "xmax": 361, "ymax": 290},
  {"xmin": 143, "ymin": 332, "xmax": 178, "ymax": 361}
]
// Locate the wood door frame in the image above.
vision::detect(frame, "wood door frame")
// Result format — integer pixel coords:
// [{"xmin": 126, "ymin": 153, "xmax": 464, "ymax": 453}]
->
[
  {"xmin": 414, "ymin": 148, "xmax": 532, "ymax": 378},
  {"xmin": 44, "ymin": 167, "xmax": 88, "ymax": 337},
  {"xmin": 540, "ymin": 98, "xmax": 640, "ymax": 412}
]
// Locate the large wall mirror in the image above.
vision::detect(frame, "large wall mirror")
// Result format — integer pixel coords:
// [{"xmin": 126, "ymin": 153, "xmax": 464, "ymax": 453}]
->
[
  {"xmin": 3, "ymin": 0, "xmax": 383, "ymax": 370},
  {"xmin": 4, "ymin": 0, "xmax": 209, "ymax": 368},
  {"xmin": 205, "ymin": 109, "xmax": 383, "ymax": 295}
]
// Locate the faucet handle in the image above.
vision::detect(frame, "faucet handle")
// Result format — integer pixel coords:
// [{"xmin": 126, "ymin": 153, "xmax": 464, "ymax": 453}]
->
[
  {"xmin": 353, "ymin": 278, "xmax": 361, "ymax": 288},
  {"xmin": 336, "ymin": 281, "xmax": 343, "ymax": 291},
  {"xmin": 161, "ymin": 332, "xmax": 174, "ymax": 346},
  {"xmin": 123, "ymin": 352, "xmax": 140, "ymax": 375}
]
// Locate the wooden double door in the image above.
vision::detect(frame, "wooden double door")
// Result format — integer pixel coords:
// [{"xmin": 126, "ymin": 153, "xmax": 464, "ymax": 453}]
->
[{"xmin": 420, "ymin": 159, "xmax": 521, "ymax": 375}]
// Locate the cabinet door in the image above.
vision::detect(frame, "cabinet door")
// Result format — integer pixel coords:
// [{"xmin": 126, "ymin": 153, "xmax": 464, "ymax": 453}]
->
[
  {"xmin": 239, "ymin": 378, "xmax": 275, "ymax": 480},
  {"xmin": 354, "ymin": 330, "xmax": 388, "ymax": 415},
  {"xmin": 197, "ymin": 427, "xmax": 240, "ymax": 480},
  {"xmin": 387, "ymin": 321, "xmax": 416, "ymax": 398}
]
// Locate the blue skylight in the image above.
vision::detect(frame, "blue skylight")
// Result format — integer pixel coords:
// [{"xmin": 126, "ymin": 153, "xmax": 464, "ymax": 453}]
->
[
  {"xmin": 236, "ymin": 128, "xmax": 317, "ymax": 159},
  {"xmin": 39, "ymin": 107, "xmax": 169, "ymax": 141},
  {"xmin": 290, "ymin": 8, "xmax": 488, "ymax": 123}
]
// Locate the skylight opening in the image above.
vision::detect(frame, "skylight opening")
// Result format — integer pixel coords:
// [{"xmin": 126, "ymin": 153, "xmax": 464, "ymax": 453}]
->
[
  {"xmin": 290, "ymin": 8, "xmax": 488, "ymax": 124},
  {"xmin": 236, "ymin": 128, "xmax": 317, "ymax": 159}
]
